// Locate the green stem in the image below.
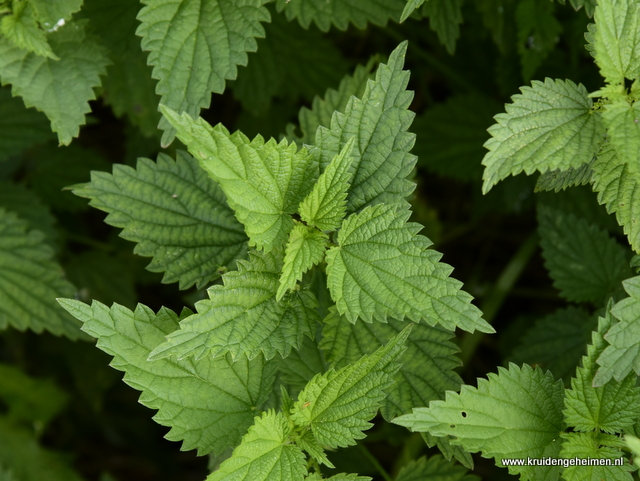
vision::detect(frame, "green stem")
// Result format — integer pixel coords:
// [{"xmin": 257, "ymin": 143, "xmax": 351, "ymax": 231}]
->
[
  {"xmin": 357, "ymin": 443, "xmax": 393, "ymax": 481},
  {"xmin": 458, "ymin": 232, "xmax": 539, "ymax": 367}
]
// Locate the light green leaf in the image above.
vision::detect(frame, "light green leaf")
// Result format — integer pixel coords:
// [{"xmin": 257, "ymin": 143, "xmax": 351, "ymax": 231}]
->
[
  {"xmin": 288, "ymin": 60, "xmax": 375, "ymax": 146},
  {"xmin": 515, "ymin": 0, "xmax": 562, "ymax": 80},
  {"xmin": 296, "ymin": 429, "xmax": 333, "ymax": 468},
  {"xmin": 401, "ymin": 0, "xmax": 427, "ymax": 23},
  {"xmin": 73, "ymin": 150, "xmax": 247, "ymax": 289},
  {"xmin": 591, "ymin": 141, "xmax": 640, "ymax": 251},
  {"xmin": 509, "ymin": 307, "xmax": 597, "ymax": 383},
  {"xmin": 277, "ymin": 225, "xmax": 329, "ymax": 301},
  {"xmin": 320, "ymin": 309, "xmax": 462, "ymax": 421},
  {"xmin": 560, "ymin": 432, "xmax": 633, "ymax": 481},
  {"xmin": 394, "ymin": 364, "xmax": 565, "ymax": 481},
  {"xmin": 0, "ymin": 86, "xmax": 55, "ymax": 162},
  {"xmin": 232, "ymin": 12, "xmax": 349, "ymax": 116},
  {"xmin": 0, "ymin": 363, "xmax": 68, "ymax": 427},
  {"xmin": 535, "ymin": 160, "xmax": 594, "ymax": 192},
  {"xmin": 0, "ymin": 209, "xmax": 79, "ymax": 339},
  {"xmin": 0, "ymin": 3, "xmax": 56, "ymax": 59},
  {"xmin": 29, "ymin": 0, "xmax": 83, "ymax": 26},
  {"xmin": 290, "ymin": 326, "xmax": 410, "ymax": 448},
  {"xmin": 161, "ymin": 107, "xmax": 318, "ymax": 252},
  {"xmin": 412, "ymin": 93, "xmax": 501, "ymax": 182},
  {"xmin": 564, "ymin": 309, "xmax": 640, "ymax": 433},
  {"xmin": 311, "ymin": 42, "xmax": 417, "ymax": 214},
  {"xmin": 207, "ymin": 411, "xmax": 306, "ymax": 481},
  {"xmin": 395, "ymin": 455, "xmax": 480, "ymax": 481},
  {"xmin": 0, "ymin": 21, "xmax": 109, "ymax": 145},
  {"xmin": 299, "ymin": 137, "xmax": 355, "ymax": 232},
  {"xmin": 325, "ymin": 203, "xmax": 492, "ymax": 333},
  {"xmin": 58, "ymin": 299, "xmax": 277, "ymax": 456},
  {"xmin": 137, "ymin": 0, "xmax": 270, "ymax": 146},
  {"xmin": 590, "ymin": 0, "xmax": 640, "ymax": 83},
  {"xmin": 148, "ymin": 249, "xmax": 319, "ymax": 361},
  {"xmin": 602, "ymin": 100, "xmax": 640, "ymax": 176},
  {"xmin": 481, "ymin": 79, "xmax": 604, "ymax": 194},
  {"xmin": 0, "ymin": 417, "xmax": 85, "ymax": 481},
  {"xmin": 537, "ymin": 203, "xmax": 631, "ymax": 303},
  {"xmin": 422, "ymin": 434, "xmax": 474, "ymax": 470},
  {"xmin": 422, "ymin": 0, "xmax": 463, "ymax": 55},
  {"xmin": 594, "ymin": 276, "xmax": 640, "ymax": 385},
  {"xmin": 275, "ymin": 0, "xmax": 404, "ymax": 31}
]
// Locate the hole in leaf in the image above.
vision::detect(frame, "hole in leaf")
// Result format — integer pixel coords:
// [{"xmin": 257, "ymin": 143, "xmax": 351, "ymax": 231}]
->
[
  {"xmin": 461, "ymin": 411, "xmax": 467, "ymax": 418},
  {"xmin": 449, "ymin": 424, "xmax": 456, "ymax": 429}
]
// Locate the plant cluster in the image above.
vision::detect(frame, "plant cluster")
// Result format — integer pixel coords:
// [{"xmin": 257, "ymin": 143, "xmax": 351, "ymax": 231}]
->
[{"xmin": 1, "ymin": 0, "xmax": 640, "ymax": 481}]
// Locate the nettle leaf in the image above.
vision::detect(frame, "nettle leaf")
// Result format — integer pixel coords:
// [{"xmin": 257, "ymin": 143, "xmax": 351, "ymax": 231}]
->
[
  {"xmin": 591, "ymin": 141, "xmax": 640, "ymax": 251},
  {"xmin": 73, "ymin": 151, "xmax": 247, "ymax": 290},
  {"xmin": 510, "ymin": 307, "xmax": 597, "ymax": 383},
  {"xmin": 137, "ymin": 0, "xmax": 270, "ymax": 146},
  {"xmin": 58, "ymin": 299, "xmax": 277, "ymax": 456},
  {"xmin": 0, "ymin": 209, "xmax": 80, "ymax": 339},
  {"xmin": 560, "ymin": 432, "xmax": 633, "ymax": 481},
  {"xmin": 0, "ymin": 20, "xmax": 109, "ymax": 146},
  {"xmin": 590, "ymin": 0, "xmax": 640, "ymax": 83},
  {"xmin": 0, "ymin": 3, "xmax": 56, "ymax": 59},
  {"xmin": 564, "ymin": 310, "xmax": 640, "ymax": 434},
  {"xmin": 325, "ymin": 203, "xmax": 492, "ymax": 333},
  {"xmin": 299, "ymin": 137, "xmax": 355, "ymax": 232},
  {"xmin": 412, "ymin": 93, "xmax": 501, "ymax": 182},
  {"xmin": 602, "ymin": 100, "xmax": 640, "ymax": 176},
  {"xmin": 0, "ymin": 86, "xmax": 54, "ymax": 162},
  {"xmin": 321, "ymin": 309, "xmax": 462, "ymax": 421},
  {"xmin": 0, "ymin": 417, "xmax": 84, "ymax": 481},
  {"xmin": 481, "ymin": 79, "xmax": 604, "ymax": 194},
  {"xmin": 535, "ymin": 160, "xmax": 594, "ymax": 193},
  {"xmin": 275, "ymin": 0, "xmax": 404, "ymax": 31},
  {"xmin": 422, "ymin": 0, "xmax": 463, "ymax": 55},
  {"xmin": 289, "ymin": 60, "xmax": 375, "ymax": 146},
  {"xmin": 537, "ymin": 203, "xmax": 631, "ymax": 303},
  {"xmin": 162, "ymin": 107, "xmax": 318, "ymax": 252},
  {"xmin": 277, "ymin": 225, "xmax": 329, "ymax": 301},
  {"xmin": 312, "ymin": 42, "xmax": 417, "ymax": 214},
  {"xmin": 149, "ymin": 249, "xmax": 319, "ymax": 361},
  {"xmin": 594, "ymin": 276, "xmax": 640, "ymax": 385},
  {"xmin": 208, "ymin": 411, "xmax": 306, "ymax": 481},
  {"xmin": 232, "ymin": 11, "xmax": 349, "ymax": 116},
  {"xmin": 515, "ymin": 0, "xmax": 562, "ymax": 80},
  {"xmin": 394, "ymin": 364, "xmax": 566, "ymax": 481},
  {"xmin": 290, "ymin": 327, "xmax": 410, "ymax": 448},
  {"xmin": 395, "ymin": 455, "xmax": 479, "ymax": 481}
]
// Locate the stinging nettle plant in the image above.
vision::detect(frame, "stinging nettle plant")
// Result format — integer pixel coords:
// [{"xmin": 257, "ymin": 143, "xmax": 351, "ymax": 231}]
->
[{"xmin": 3, "ymin": 0, "xmax": 640, "ymax": 480}]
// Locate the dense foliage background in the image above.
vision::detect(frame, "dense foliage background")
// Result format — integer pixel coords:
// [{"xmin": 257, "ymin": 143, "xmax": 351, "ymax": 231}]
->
[{"xmin": 0, "ymin": 0, "xmax": 635, "ymax": 480}]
